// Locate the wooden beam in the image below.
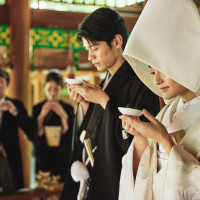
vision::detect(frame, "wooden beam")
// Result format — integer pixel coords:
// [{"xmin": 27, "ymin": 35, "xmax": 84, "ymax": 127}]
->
[
  {"xmin": 0, "ymin": 6, "xmax": 139, "ymax": 32},
  {"xmin": 31, "ymin": 9, "xmax": 138, "ymax": 32},
  {"xmin": 0, "ymin": 5, "xmax": 9, "ymax": 25},
  {"xmin": 31, "ymin": 9, "xmax": 89, "ymax": 30},
  {"xmin": 7, "ymin": 0, "xmax": 32, "ymax": 188},
  {"xmin": 8, "ymin": 1, "xmax": 31, "ymax": 103}
]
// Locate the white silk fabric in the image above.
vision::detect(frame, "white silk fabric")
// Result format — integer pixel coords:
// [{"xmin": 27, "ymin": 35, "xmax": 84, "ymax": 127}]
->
[
  {"xmin": 123, "ymin": 0, "xmax": 200, "ymax": 96},
  {"xmin": 119, "ymin": 97, "xmax": 200, "ymax": 200}
]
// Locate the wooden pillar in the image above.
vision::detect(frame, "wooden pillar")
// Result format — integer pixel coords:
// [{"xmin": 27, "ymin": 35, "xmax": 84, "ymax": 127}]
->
[{"xmin": 7, "ymin": 0, "xmax": 33, "ymax": 188}]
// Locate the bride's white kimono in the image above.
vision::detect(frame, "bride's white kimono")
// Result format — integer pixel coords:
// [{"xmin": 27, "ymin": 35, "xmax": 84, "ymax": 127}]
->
[
  {"xmin": 118, "ymin": 0, "xmax": 200, "ymax": 199},
  {"xmin": 119, "ymin": 97, "xmax": 200, "ymax": 200},
  {"xmin": 119, "ymin": 0, "xmax": 200, "ymax": 200}
]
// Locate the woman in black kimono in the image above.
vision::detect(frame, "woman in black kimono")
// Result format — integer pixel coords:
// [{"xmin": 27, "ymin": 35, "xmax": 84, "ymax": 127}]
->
[{"xmin": 32, "ymin": 70, "xmax": 74, "ymax": 181}]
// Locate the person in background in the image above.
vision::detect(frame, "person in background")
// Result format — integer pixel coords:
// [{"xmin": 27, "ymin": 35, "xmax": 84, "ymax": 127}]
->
[
  {"xmin": 0, "ymin": 68, "xmax": 36, "ymax": 190},
  {"xmin": 32, "ymin": 69, "xmax": 74, "ymax": 181},
  {"xmin": 118, "ymin": 0, "xmax": 200, "ymax": 199},
  {"xmin": 61, "ymin": 7, "xmax": 159, "ymax": 200}
]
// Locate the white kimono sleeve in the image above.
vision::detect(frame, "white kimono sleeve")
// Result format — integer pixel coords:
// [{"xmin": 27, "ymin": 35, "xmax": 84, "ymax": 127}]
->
[
  {"xmin": 162, "ymin": 145, "xmax": 200, "ymax": 200},
  {"xmin": 118, "ymin": 140, "xmax": 154, "ymax": 200}
]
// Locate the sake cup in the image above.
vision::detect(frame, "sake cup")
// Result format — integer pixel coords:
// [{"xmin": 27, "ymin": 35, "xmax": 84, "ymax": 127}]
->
[
  {"xmin": 118, "ymin": 107, "xmax": 143, "ymax": 116},
  {"xmin": 65, "ymin": 78, "xmax": 83, "ymax": 85}
]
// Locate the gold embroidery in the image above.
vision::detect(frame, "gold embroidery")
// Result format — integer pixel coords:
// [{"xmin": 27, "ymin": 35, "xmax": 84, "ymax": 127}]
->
[{"xmin": 169, "ymin": 130, "xmax": 185, "ymax": 145}]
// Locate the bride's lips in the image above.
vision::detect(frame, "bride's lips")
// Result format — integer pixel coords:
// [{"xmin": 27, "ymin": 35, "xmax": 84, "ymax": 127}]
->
[{"xmin": 159, "ymin": 86, "xmax": 169, "ymax": 92}]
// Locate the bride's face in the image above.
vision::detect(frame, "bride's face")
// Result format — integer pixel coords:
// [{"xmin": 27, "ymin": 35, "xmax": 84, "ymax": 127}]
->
[{"xmin": 150, "ymin": 67, "xmax": 196, "ymax": 102}]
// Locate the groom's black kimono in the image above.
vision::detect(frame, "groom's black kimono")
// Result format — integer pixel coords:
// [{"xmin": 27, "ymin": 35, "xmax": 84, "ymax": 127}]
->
[{"xmin": 61, "ymin": 61, "xmax": 159, "ymax": 200}]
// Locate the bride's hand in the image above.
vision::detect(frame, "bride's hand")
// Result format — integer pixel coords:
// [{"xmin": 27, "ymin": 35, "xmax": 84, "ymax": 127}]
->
[{"xmin": 119, "ymin": 115, "xmax": 143, "ymax": 138}]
